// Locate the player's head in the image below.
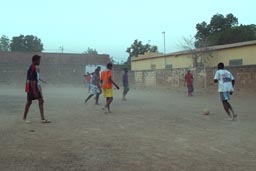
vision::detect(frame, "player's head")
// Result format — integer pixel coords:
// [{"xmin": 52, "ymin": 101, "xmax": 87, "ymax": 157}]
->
[
  {"xmin": 187, "ymin": 70, "xmax": 190, "ymax": 73},
  {"xmin": 217, "ymin": 62, "xmax": 224, "ymax": 70},
  {"xmin": 32, "ymin": 55, "xmax": 41, "ymax": 65},
  {"xmin": 107, "ymin": 63, "xmax": 113, "ymax": 70},
  {"xmin": 97, "ymin": 66, "xmax": 101, "ymax": 72}
]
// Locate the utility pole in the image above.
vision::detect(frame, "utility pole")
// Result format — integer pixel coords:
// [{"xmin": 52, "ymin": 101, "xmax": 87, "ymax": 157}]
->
[
  {"xmin": 162, "ymin": 31, "xmax": 166, "ymax": 54},
  {"xmin": 59, "ymin": 46, "xmax": 64, "ymax": 53}
]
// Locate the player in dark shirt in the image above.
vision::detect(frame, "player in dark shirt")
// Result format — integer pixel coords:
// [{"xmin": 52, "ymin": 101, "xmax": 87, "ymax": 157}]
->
[{"xmin": 23, "ymin": 55, "xmax": 50, "ymax": 123}]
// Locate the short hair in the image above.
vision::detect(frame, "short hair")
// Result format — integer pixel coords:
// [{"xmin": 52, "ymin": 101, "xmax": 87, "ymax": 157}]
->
[
  {"xmin": 107, "ymin": 63, "xmax": 113, "ymax": 68},
  {"xmin": 32, "ymin": 55, "xmax": 41, "ymax": 62},
  {"xmin": 217, "ymin": 62, "xmax": 224, "ymax": 69}
]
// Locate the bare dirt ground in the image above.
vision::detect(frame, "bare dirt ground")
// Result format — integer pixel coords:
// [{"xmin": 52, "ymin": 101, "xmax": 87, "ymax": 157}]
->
[{"xmin": 0, "ymin": 85, "xmax": 256, "ymax": 171}]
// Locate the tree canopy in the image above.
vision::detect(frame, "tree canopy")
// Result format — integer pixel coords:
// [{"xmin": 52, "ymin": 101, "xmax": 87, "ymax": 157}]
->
[
  {"xmin": 195, "ymin": 13, "xmax": 256, "ymax": 48},
  {"xmin": 0, "ymin": 35, "xmax": 10, "ymax": 51},
  {"xmin": 83, "ymin": 47, "xmax": 98, "ymax": 55},
  {"xmin": 9, "ymin": 34, "xmax": 44, "ymax": 52},
  {"xmin": 126, "ymin": 39, "xmax": 158, "ymax": 58}
]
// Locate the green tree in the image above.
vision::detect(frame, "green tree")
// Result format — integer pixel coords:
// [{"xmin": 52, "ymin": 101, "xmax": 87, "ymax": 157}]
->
[
  {"xmin": 195, "ymin": 13, "xmax": 255, "ymax": 48},
  {"xmin": 83, "ymin": 47, "xmax": 98, "ymax": 55},
  {"xmin": 217, "ymin": 24, "xmax": 256, "ymax": 45},
  {"xmin": 10, "ymin": 35, "xmax": 44, "ymax": 52},
  {"xmin": 0, "ymin": 35, "xmax": 10, "ymax": 51},
  {"xmin": 126, "ymin": 39, "xmax": 158, "ymax": 58}
]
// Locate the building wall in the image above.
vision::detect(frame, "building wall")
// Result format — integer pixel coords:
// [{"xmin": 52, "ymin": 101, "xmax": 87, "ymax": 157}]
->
[
  {"xmin": 132, "ymin": 54, "xmax": 194, "ymax": 70},
  {"xmin": 131, "ymin": 43, "xmax": 256, "ymax": 71},
  {"xmin": 166, "ymin": 55, "xmax": 193, "ymax": 69},
  {"xmin": 207, "ymin": 44, "xmax": 256, "ymax": 67}
]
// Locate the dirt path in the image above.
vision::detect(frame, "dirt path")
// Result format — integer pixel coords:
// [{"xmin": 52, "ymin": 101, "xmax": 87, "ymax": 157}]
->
[{"xmin": 0, "ymin": 86, "xmax": 256, "ymax": 171}]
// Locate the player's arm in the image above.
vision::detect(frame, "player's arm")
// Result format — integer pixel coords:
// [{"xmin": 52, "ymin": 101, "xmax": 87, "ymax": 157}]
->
[
  {"xmin": 214, "ymin": 71, "xmax": 219, "ymax": 83},
  {"xmin": 83, "ymin": 72, "xmax": 95, "ymax": 76},
  {"xmin": 232, "ymin": 80, "xmax": 235, "ymax": 87},
  {"xmin": 109, "ymin": 77, "xmax": 119, "ymax": 89},
  {"xmin": 40, "ymin": 78, "xmax": 47, "ymax": 83}
]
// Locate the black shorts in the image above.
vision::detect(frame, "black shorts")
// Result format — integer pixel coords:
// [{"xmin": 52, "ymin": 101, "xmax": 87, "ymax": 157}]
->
[{"xmin": 27, "ymin": 92, "xmax": 42, "ymax": 101}]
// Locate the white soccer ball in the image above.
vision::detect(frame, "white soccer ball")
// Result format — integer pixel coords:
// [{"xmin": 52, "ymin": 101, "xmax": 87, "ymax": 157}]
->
[{"xmin": 203, "ymin": 108, "xmax": 210, "ymax": 115}]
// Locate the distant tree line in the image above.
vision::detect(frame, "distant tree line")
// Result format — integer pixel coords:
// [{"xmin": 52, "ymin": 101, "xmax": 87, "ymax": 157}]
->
[
  {"xmin": 0, "ymin": 34, "xmax": 44, "ymax": 52},
  {"xmin": 195, "ymin": 13, "xmax": 256, "ymax": 48}
]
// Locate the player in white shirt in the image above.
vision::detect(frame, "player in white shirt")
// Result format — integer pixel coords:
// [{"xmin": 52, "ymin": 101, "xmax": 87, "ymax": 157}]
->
[{"xmin": 214, "ymin": 62, "xmax": 237, "ymax": 120}]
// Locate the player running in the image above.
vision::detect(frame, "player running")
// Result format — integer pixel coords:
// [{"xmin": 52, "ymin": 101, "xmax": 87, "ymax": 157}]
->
[
  {"xmin": 214, "ymin": 62, "xmax": 237, "ymax": 120},
  {"xmin": 84, "ymin": 67, "xmax": 102, "ymax": 105}
]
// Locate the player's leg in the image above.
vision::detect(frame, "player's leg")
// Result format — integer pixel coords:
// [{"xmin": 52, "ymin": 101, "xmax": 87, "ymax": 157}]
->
[
  {"xmin": 23, "ymin": 100, "xmax": 32, "ymax": 120},
  {"xmin": 222, "ymin": 100, "xmax": 232, "ymax": 119},
  {"xmin": 84, "ymin": 94, "xmax": 94, "ymax": 104},
  {"xmin": 95, "ymin": 88, "xmax": 101, "ymax": 105},
  {"xmin": 187, "ymin": 85, "xmax": 190, "ymax": 96},
  {"xmin": 122, "ymin": 87, "xmax": 126, "ymax": 100},
  {"xmin": 123, "ymin": 87, "xmax": 129, "ymax": 100},
  {"xmin": 227, "ymin": 101, "xmax": 236, "ymax": 118},
  {"xmin": 38, "ymin": 98, "xmax": 45, "ymax": 121},
  {"xmin": 38, "ymin": 98, "xmax": 50, "ymax": 123},
  {"xmin": 106, "ymin": 97, "xmax": 113, "ymax": 112},
  {"xmin": 95, "ymin": 93, "xmax": 100, "ymax": 104}
]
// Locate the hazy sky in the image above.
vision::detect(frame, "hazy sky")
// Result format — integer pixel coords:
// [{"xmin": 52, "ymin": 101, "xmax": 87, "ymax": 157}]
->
[{"xmin": 1, "ymin": 0, "xmax": 255, "ymax": 62}]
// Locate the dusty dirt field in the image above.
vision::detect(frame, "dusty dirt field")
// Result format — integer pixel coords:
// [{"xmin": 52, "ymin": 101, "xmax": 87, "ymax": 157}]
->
[{"xmin": 0, "ymin": 85, "xmax": 256, "ymax": 171}]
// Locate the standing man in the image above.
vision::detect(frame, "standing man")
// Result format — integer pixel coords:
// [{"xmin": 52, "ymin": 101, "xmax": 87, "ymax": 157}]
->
[
  {"xmin": 184, "ymin": 70, "xmax": 194, "ymax": 96},
  {"xmin": 84, "ymin": 67, "xmax": 102, "ymax": 105},
  {"xmin": 23, "ymin": 55, "xmax": 50, "ymax": 123},
  {"xmin": 122, "ymin": 68, "xmax": 129, "ymax": 101},
  {"xmin": 100, "ymin": 63, "xmax": 119, "ymax": 114},
  {"xmin": 214, "ymin": 62, "xmax": 237, "ymax": 120}
]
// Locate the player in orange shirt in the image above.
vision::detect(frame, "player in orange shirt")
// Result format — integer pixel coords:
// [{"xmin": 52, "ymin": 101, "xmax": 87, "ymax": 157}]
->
[{"xmin": 100, "ymin": 63, "xmax": 119, "ymax": 114}]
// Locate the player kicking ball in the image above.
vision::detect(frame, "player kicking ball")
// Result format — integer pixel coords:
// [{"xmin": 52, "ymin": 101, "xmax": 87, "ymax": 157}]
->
[
  {"xmin": 100, "ymin": 63, "xmax": 119, "ymax": 114},
  {"xmin": 84, "ymin": 67, "xmax": 102, "ymax": 105},
  {"xmin": 214, "ymin": 62, "xmax": 237, "ymax": 121}
]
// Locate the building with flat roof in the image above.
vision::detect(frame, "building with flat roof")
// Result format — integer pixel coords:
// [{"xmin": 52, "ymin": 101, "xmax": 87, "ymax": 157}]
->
[{"xmin": 131, "ymin": 40, "xmax": 256, "ymax": 71}]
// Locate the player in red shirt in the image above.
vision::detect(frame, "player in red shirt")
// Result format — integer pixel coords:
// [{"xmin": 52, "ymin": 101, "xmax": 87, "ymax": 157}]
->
[{"xmin": 184, "ymin": 70, "xmax": 194, "ymax": 96}]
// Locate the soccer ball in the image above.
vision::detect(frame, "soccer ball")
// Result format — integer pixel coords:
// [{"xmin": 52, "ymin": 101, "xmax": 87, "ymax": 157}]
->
[{"xmin": 203, "ymin": 108, "xmax": 210, "ymax": 115}]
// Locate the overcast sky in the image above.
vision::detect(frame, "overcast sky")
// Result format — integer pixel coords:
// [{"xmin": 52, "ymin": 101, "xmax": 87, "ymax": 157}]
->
[{"xmin": 1, "ymin": 0, "xmax": 255, "ymax": 62}]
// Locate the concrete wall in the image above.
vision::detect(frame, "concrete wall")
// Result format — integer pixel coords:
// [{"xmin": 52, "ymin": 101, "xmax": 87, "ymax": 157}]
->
[{"xmin": 0, "ymin": 51, "xmax": 110, "ymax": 85}]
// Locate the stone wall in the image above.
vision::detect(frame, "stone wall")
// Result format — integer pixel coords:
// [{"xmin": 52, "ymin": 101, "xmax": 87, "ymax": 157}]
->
[
  {"xmin": 132, "ymin": 65, "xmax": 256, "ymax": 91},
  {"xmin": 206, "ymin": 65, "xmax": 256, "ymax": 90}
]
